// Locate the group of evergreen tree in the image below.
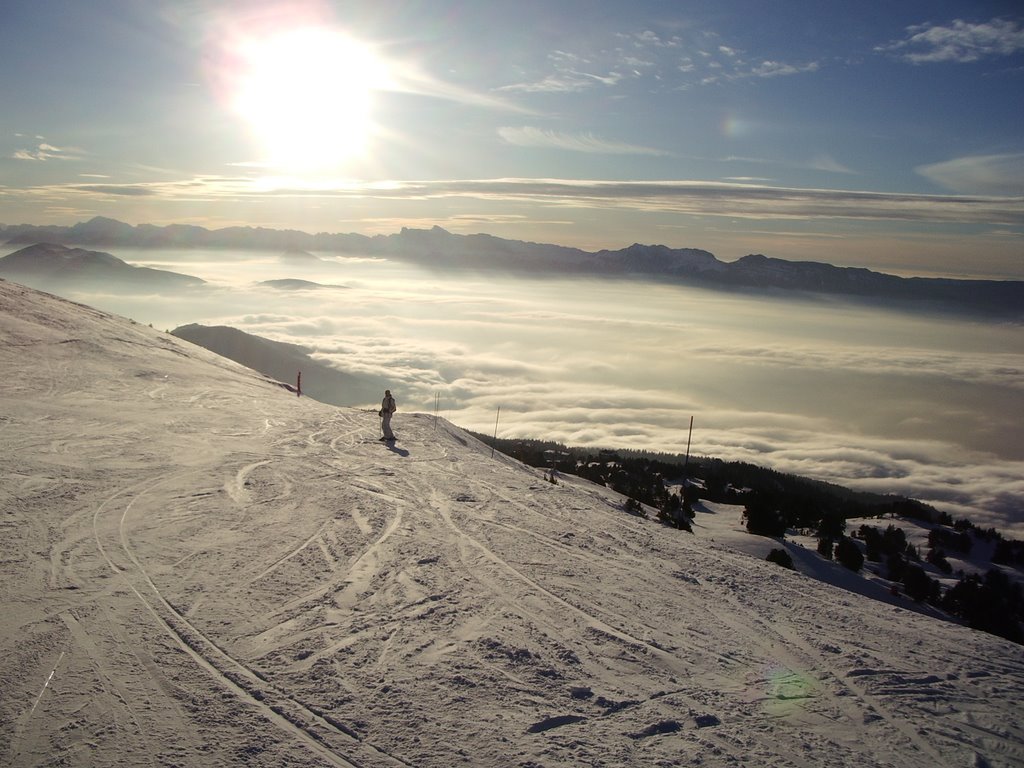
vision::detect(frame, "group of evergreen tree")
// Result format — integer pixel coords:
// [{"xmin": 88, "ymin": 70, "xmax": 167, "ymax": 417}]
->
[{"xmin": 941, "ymin": 569, "xmax": 1023, "ymax": 643}]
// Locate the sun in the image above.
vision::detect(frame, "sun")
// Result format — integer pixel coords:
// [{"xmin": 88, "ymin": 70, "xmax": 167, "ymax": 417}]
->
[{"xmin": 230, "ymin": 27, "xmax": 390, "ymax": 172}]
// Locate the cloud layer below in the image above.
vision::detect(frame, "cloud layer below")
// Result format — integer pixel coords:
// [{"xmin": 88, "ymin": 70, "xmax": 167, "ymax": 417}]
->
[{"xmin": 55, "ymin": 248, "xmax": 1024, "ymax": 535}]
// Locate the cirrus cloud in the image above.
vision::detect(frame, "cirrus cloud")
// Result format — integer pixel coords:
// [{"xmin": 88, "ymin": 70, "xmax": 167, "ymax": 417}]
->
[
  {"xmin": 498, "ymin": 127, "xmax": 669, "ymax": 156},
  {"xmin": 20, "ymin": 176, "xmax": 1024, "ymax": 227},
  {"xmin": 917, "ymin": 153, "xmax": 1024, "ymax": 196},
  {"xmin": 877, "ymin": 18, "xmax": 1024, "ymax": 64},
  {"xmin": 11, "ymin": 141, "xmax": 86, "ymax": 162}
]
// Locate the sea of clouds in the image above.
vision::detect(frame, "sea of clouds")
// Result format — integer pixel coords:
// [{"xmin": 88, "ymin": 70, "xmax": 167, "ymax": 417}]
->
[{"xmin": 68, "ymin": 248, "xmax": 1024, "ymax": 535}]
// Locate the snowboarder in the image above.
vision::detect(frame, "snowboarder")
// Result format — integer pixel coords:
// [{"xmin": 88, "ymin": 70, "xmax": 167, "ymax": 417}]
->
[{"xmin": 379, "ymin": 389, "xmax": 397, "ymax": 441}]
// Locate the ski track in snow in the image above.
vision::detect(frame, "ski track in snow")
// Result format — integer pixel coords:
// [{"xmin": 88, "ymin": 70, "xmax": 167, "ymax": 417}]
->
[
  {"xmin": 98, "ymin": 474, "xmax": 406, "ymax": 768},
  {"xmin": 2, "ymin": 278, "xmax": 1024, "ymax": 767}
]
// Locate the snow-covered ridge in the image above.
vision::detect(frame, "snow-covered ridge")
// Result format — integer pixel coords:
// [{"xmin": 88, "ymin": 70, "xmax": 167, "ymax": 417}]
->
[
  {"xmin": 0, "ymin": 241, "xmax": 204, "ymax": 289},
  {"xmin": 2, "ymin": 278, "xmax": 1023, "ymax": 767}
]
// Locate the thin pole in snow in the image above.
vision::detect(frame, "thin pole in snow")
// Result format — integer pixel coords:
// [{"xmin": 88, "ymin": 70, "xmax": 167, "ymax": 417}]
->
[
  {"xmin": 297, "ymin": 370, "xmax": 302, "ymax": 397},
  {"xmin": 683, "ymin": 415, "xmax": 694, "ymax": 472},
  {"xmin": 490, "ymin": 406, "xmax": 501, "ymax": 458},
  {"xmin": 25, "ymin": 650, "xmax": 64, "ymax": 723}
]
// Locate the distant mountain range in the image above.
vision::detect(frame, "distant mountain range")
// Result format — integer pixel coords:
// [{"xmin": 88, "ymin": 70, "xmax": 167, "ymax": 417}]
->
[
  {"xmin": 170, "ymin": 323, "xmax": 384, "ymax": 408},
  {"xmin": 3, "ymin": 216, "xmax": 1021, "ymax": 315},
  {"xmin": 0, "ymin": 242, "xmax": 204, "ymax": 290}
]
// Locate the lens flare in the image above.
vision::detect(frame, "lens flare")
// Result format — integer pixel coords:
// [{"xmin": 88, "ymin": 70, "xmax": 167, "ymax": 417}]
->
[{"xmin": 761, "ymin": 664, "xmax": 816, "ymax": 718}]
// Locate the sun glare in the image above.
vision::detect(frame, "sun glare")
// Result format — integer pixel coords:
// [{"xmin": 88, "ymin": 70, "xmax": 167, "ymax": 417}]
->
[{"xmin": 231, "ymin": 27, "xmax": 390, "ymax": 172}]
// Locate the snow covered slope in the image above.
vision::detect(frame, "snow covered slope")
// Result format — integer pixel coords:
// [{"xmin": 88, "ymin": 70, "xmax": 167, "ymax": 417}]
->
[{"xmin": 2, "ymin": 277, "xmax": 1023, "ymax": 768}]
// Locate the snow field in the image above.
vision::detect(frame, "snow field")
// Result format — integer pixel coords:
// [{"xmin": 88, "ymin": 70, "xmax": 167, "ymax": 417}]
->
[{"xmin": 2, "ymin": 278, "xmax": 1024, "ymax": 767}]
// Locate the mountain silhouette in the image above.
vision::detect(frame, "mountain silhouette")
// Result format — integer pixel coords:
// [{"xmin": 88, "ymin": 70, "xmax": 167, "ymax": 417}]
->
[
  {"xmin": 0, "ymin": 241, "xmax": 204, "ymax": 290},
  {"xmin": 3, "ymin": 217, "xmax": 1022, "ymax": 315}
]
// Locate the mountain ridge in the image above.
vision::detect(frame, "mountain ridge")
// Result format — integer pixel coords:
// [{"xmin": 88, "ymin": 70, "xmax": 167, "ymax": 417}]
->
[
  {"xmin": 4, "ymin": 216, "xmax": 1021, "ymax": 315},
  {"xmin": 0, "ymin": 241, "xmax": 205, "ymax": 290}
]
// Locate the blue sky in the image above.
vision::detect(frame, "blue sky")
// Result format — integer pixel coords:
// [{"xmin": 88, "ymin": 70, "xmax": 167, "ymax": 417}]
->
[{"xmin": 1, "ymin": 0, "xmax": 1022, "ymax": 277}]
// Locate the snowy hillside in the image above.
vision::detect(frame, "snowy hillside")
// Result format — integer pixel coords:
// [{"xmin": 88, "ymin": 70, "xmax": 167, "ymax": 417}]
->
[{"xmin": 3, "ymin": 277, "xmax": 1024, "ymax": 768}]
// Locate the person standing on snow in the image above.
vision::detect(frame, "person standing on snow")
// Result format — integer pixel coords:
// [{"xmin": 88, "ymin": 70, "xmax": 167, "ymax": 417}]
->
[{"xmin": 379, "ymin": 389, "xmax": 397, "ymax": 441}]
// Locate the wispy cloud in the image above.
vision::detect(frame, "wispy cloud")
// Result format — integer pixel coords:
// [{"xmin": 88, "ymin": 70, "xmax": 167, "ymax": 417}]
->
[
  {"xmin": 623, "ymin": 30, "xmax": 683, "ymax": 50},
  {"xmin": 497, "ymin": 72, "xmax": 622, "ymax": 94},
  {"xmin": 682, "ymin": 31, "xmax": 819, "ymax": 84},
  {"xmin": 696, "ymin": 57, "xmax": 819, "ymax": 85},
  {"xmin": 917, "ymin": 153, "xmax": 1024, "ymax": 195},
  {"xmin": 498, "ymin": 51, "xmax": 625, "ymax": 94},
  {"xmin": 498, "ymin": 127, "xmax": 669, "ymax": 156},
  {"xmin": 500, "ymin": 28, "xmax": 817, "ymax": 94},
  {"xmin": 809, "ymin": 154, "xmax": 858, "ymax": 174},
  {"xmin": 876, "ymin": 18, "xmax": 1024, "ymax": 64},
  {"xmin": 11, "ymin": 141, "xmax": 86, "ymax": 161},
  {"xmin": 387, "ymin": 60, "xmax": 534, "ymax": 113},
  {"xmin": 348, "ymin": 179, "xmax": 1024, "ymax": 226},
  {"xmin": 27, "ymin": 177, "xmax": 1024, "ymax": 226},
  {"xmin": 749, "ymin": 60, "xmax": 820, "ymax": 78},
  {"xmin": 70, "ymin": 184, "xmax": 160, "ymax": 197}
]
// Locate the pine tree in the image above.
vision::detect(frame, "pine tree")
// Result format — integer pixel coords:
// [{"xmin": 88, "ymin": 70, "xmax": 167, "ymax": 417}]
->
[{"xmin": 835, "ymin": 537, "xmax": 864, "ymax": 572}]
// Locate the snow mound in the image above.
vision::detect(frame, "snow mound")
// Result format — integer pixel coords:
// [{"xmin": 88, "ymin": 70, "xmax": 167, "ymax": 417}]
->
[{"xmin": 2, "ymin": 277, "xmax": 1023, "ymax": 767}]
